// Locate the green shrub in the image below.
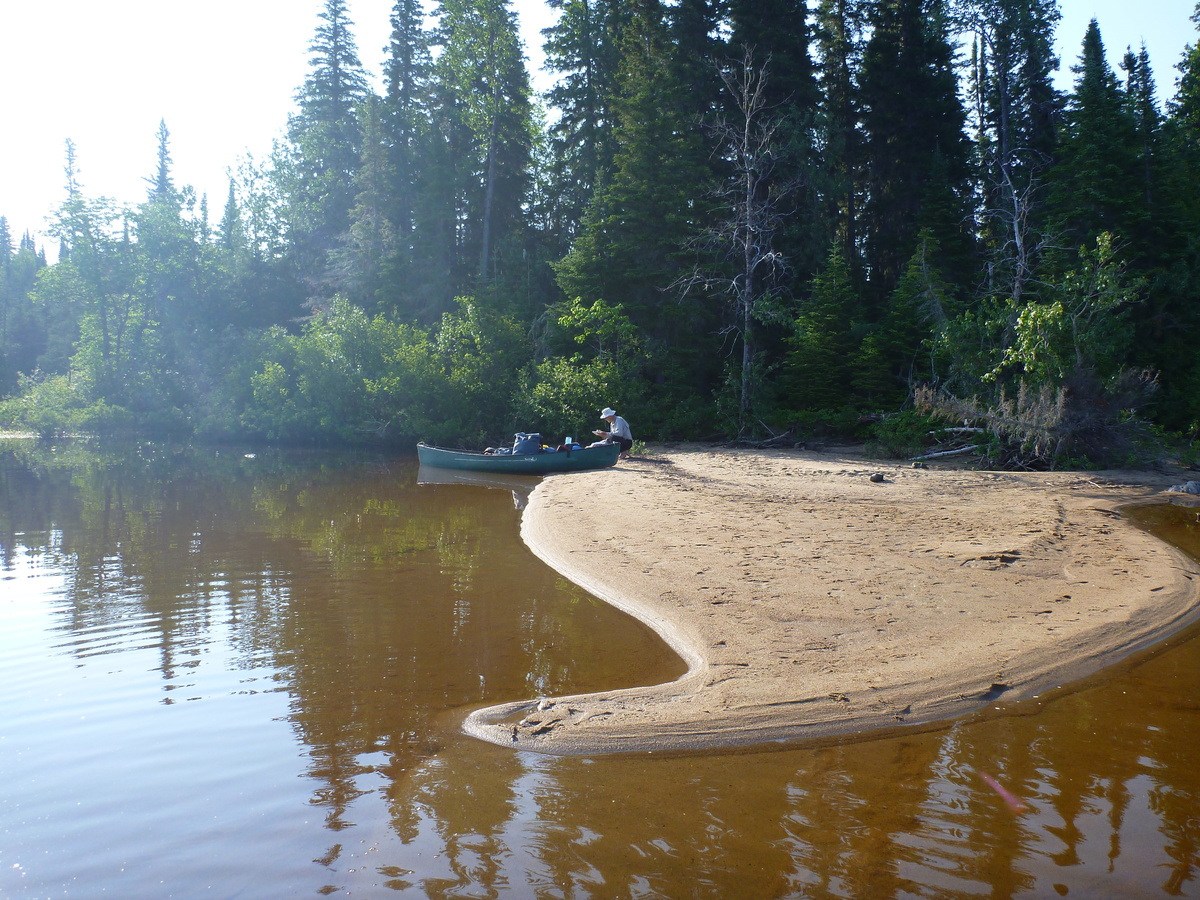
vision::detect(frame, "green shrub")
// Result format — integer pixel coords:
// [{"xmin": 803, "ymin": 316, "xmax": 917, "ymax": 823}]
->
[{"xmin": 866, "ymin": 411, "xmax": 944, "ymax": 459}]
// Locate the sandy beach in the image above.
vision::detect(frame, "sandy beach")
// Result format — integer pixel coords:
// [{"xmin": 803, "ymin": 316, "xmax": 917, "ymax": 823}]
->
[{"xmin": 463, "ymin": 445, "xmax": 1200, "ymax": 755}]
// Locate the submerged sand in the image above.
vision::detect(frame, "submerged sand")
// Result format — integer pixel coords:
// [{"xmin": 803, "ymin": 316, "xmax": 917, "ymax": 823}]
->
[{"xmin": 463, "ymin": 445, "xmax": 1200, "ymax": 754}]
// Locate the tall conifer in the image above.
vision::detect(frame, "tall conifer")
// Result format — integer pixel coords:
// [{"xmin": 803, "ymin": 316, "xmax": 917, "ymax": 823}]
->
[
  {"xmin": 542, "ymin": 0, "xmax": 634, "ymax": 244},
  {"xmin": 429, "ymin": 0, "xmax": 533, "ymax": 287},
  {"xmin": 813, "ymin": 0, "xmax": 867, "ymax": 271},
  {"xmin": 555, "ymin": 0, "xmax": 719, "ymax": 402},
  {"xmin": 859, "ymin": 0, "xmax": 973, "ymax": 305},
  {"xmin": 1047, "ymin": 20, "xmax": 1141, "ymax": 251},
  {"xmin": 283, "ymin": 0, "xmax": 372, "ymax": 294}
]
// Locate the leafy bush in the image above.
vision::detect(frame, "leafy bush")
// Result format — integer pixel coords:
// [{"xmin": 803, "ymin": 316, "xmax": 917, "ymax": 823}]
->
[{"xmin": 0, "ymin": 371, "xmax": 134, "ymax": 438}]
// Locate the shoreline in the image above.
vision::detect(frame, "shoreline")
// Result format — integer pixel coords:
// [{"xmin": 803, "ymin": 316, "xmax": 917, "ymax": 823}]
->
[{"xmin": 463, "ymin": 446, "xmax": 1200, "ymax": 755}]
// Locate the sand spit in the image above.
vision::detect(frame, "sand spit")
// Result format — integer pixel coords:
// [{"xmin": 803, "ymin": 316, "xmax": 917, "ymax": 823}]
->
[{"xmin": 463, "ymin": 446, "xmax": 1200, "ymax": 755}]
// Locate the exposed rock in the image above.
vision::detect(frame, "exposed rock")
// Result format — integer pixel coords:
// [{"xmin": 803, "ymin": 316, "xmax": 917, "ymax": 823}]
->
[{"xmin": 1166, "ymin": 481, "xmax": 1200, "ymax": 495}]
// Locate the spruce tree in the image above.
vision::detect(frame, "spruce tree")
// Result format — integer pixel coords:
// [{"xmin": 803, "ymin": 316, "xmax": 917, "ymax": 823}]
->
[
  {"xmin": 381, "ymin": 0, "xmax": 433, "ymax": 311},
  {"xmin": 330, "ymin": 96, "xmax": 397, "ymax": 311},
  {"xmin": 147, "ymin": 119, "xmax": 177, "ymax": 201},
  {"xmin": 1174, "ymin": 4, "xmax": 1200, "ymax": 134},
  {"xmin": 668, "ymin": 0, "xmax": 724, "ymax": 123},
  {"xmin": 542, "ymin": 0, "xmax": 633, "ymax": 245},
  {"xmin": 429, "ymin": 0, "xmax": 533, "ymax": 288},
  {"xmin": 1047, "ymin": 20, "xmax": 1141, "ymax": 252},
  {"xmin": 554, "ymin": 0, "xmax": 717, "ymax": 392},
  {"xmin": 728, "ymin": 0, "xmax": 819, "ymax": 114},
  {"xmin": 813, "ymin": 0, "xmax": 867, "ymax": 272},
  {"xmin": 282, "ymin": 0, "xmax": 372, "ymax": 294},
  {"xmin": 859, "ymin": 0, "xmax": 973, "ymax": 306},
  {"xmin": 1140, "ymin": 8, "xmax": 1200, "ymax": 431},
  {"xmin": 783, "ymin": 242, "xmax": 856, "ymax": 410}
]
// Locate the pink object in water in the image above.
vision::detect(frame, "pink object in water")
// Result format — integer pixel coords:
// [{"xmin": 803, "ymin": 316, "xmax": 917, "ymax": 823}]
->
[{"xmin": 977, "ymin": 770, "xmax": 1029, "ymax": 813}]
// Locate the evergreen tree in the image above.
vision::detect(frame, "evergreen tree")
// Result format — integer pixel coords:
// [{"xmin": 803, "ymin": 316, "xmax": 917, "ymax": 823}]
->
[
  {"xmin": 728, "ymin": 0, "xmax": 819, "ymax": 114},
  {"xmin": 0, "ymin": 217, "xmax": 17, "ymax": 389},
  {"xmin": 1122, "ymin": 46, "xmax": 1163, "ymax": 229},
  {"xmin": 1174, "ymin": 4, "xmax": 1200, "ymax": 135},
  {"xmin": 864, "ymin": 226, "xmax": 958, "ymax": 400},
  {"xmin": 133, "ymin": 124, "xmax": 217, "ymax": 421},
  {"xmin": 1141, "ymin": 8, "xmax": 1200, "ymax": 431},
  {"xmin": 728, "ymin": 0, "xmax": 827, "ymax": 292},
  {"xmin": 1046, "ymin": 20, "xmax": 1142, "ymax": 252},
  {"xmin": 415, "ymin": 0, "xmax": 532, "ymax": 307},
  {"xmin": 681, "ymin": 51, "xmax": 795, "ymax": 432},
  {"xmin": 957, "ymin": 0, "xmax": 1060, "ymax": 168},
  {"xmin": 281, "ymin": 0, "xmax": 372, "ymax": 294},
  {"xmin": 858, "ymin": 0, "xmax": 973, "ymax": 306},
  {"xmin": 783, "ymin": 242, "xmax": 856, "ymax": 410},
  {"xmin": 668, "ymin": 0, "xmax": 724, "ymax": 122},
  {"xmin": 296, "ymin": 0, "xmax": 372, "ymax": 124},
  {"xmin": 329, "ymin": 96, "xmax": 398, "ymax": 310},
  {"xmin": 0, "ymin": 224, "xmax": 47, "ymax": 395},
  {"xmin": 218, "ymin": 178, "xmax": 245, "ymax": 256},
  {"xmin": 147, "ymin": 119, "xmax": 176, "ymax": 201},
  {"xmin": 813, "ymin": 0, "xmax": 868, "ymax": 270},
  {"xmin": 542, "ymin": 0, "xmax": 633, "ymax": 244},
  {"xmin": 957, "ymin": 0, "xmax": 1061, "ymax": 307},
  {"xmin": 428, "ymin": 0, "xmax": 533, "ymax": 291},
  {"xmin": 380, "ymin": 0, "xmax": 434, "ymax": 316},
  {"xmin": 555, "ymin": 0, "xmax": 720, "ymax": 416}
]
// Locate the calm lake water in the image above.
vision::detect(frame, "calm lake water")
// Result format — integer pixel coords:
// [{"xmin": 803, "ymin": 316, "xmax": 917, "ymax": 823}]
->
[{"xmin": 1, "ymin": 440, "xmax": 1198, "ymax": 899}]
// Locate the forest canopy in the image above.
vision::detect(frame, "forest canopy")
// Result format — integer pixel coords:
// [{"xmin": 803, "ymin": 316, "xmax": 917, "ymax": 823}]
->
[{"xmin": 2, "ymin": 0, "xmax": 1199, "ymax": 468}]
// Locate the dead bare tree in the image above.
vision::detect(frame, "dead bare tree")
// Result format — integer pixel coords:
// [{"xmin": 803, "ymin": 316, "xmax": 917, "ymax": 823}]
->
[{"xmin": 672, "ymin": 50, "xmax": 794, "ymax": 437}]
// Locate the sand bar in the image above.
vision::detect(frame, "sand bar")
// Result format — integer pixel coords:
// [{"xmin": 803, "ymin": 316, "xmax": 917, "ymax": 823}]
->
[{"xmin": 463, "ymin": 446, "xmax": 1200, "ymax": 754}]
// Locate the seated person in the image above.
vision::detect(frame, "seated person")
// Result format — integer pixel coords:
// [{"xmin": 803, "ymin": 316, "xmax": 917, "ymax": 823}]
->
[{"xmin": 591, "ymin": 407, "xmax": 633, "ymax": 459}]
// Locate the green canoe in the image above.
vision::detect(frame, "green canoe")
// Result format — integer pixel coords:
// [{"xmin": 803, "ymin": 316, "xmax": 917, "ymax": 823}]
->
[{"xmin": 416, "ymin": 441, "xmax": 620, "ymax": 474}]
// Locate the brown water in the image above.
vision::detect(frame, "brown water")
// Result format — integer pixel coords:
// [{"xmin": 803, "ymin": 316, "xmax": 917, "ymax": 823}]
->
[{"xmin": 1, "ymin": 441, "xmax": 1198, "ymax": 899}]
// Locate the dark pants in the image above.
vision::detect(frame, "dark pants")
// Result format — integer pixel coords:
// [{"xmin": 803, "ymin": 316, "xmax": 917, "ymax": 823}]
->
[{"xmin": 610, "ymin": 436, "xmax": 633, "ymax": 453}]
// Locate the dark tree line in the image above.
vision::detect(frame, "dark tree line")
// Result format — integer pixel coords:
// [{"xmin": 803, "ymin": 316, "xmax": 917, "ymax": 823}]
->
[{"xmin": 2, "ymin": 0, "xmax": 1198, "ymax": 463}]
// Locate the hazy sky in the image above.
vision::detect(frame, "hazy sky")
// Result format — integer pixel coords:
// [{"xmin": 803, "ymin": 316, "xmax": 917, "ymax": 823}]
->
[{"xmin": 1, "ymin": 0, "xmax": 1195, "ymax": 252}]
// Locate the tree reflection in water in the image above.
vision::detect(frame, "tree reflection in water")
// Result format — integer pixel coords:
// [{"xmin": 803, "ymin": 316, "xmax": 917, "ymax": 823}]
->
[{"xmin": 0, "ymin": 439, "xmax": 1197, "ymax": 898}]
